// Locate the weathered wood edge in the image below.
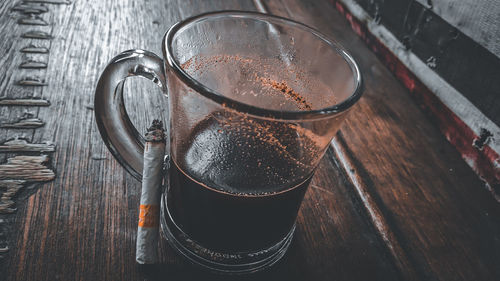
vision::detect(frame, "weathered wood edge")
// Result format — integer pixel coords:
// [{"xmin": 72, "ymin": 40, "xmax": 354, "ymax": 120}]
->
[
  {"xmin": 330, "ymin": 135, "xmax": 422, "ymax": 281},
  {"xmin": 330, "ymin": 0, "xmax": 500, "ymax": 201},
  {"xmin": 0, "ymin": 139, "xmax": 55, "ymax": 153},
  {"xmin": 0, "ymin": 99, "xmax": 50, "ymax": 106},
  {"xmin": 1, "ymin": 118, "xmax": 44, "ymax": 129}
]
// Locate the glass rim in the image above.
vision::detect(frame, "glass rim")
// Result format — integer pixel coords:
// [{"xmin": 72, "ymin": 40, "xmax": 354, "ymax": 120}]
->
[{"xmin": 163, "ymin": 10, "xmax": 363, "ymax": 121}]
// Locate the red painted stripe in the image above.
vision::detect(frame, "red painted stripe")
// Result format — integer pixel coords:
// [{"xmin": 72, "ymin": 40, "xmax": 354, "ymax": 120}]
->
[{"xmin": 330, "ymin": 0, "xmax": 500, "ymax": 199}]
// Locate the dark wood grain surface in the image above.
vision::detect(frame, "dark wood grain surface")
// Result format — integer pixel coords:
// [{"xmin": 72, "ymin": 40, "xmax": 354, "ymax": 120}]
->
[{"xmin": 0, "ymin": 0, "xmax": 499, "ymax": 280}]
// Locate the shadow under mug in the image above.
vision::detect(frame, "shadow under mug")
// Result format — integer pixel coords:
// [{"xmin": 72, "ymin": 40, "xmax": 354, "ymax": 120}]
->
[{"xmin": 94, "ymin": 11, "xmax": 363, "ymax": 274}]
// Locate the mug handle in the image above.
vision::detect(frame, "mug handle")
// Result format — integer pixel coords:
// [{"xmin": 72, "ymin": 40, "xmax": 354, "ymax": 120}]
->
[{"xmin": 94, "ymin": 49, "xmax": 166, "ymax": 181}]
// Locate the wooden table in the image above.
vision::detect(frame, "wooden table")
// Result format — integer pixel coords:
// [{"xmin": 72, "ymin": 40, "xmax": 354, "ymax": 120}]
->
[{"xmin": 1, "ymin": 0, "xmax": 499, "ymax": 280}]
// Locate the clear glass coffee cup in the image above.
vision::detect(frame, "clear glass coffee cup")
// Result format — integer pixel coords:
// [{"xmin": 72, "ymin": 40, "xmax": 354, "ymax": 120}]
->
[{"xmin": 94, "ymin": 11, "xmax": 363, "ymax": 274}]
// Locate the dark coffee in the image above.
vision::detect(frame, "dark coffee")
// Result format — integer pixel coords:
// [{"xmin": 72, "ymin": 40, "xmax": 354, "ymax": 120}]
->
[{"xmin": 166, "ymin": 111, "xmax": 320, "ymax": 252}]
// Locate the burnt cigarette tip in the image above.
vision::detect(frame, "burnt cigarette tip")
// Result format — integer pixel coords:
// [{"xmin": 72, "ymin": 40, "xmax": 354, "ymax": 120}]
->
[{"xmin": 144, "ymin": 119, "xmax": 165, "ymax": 142}]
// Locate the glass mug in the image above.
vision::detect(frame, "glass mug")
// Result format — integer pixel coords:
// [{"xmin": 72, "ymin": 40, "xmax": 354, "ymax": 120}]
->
[{"xmin": 94, "ymin": 11, "xmax": 362, "ymax": 274}]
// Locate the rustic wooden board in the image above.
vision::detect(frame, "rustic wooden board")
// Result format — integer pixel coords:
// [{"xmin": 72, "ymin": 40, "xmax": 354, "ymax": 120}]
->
[
  {"xmin": 348, "ymin": 0, "xmax": 500, "ymax": 140},
  {"xmin": 335, "ymin": 0, "xmax": 500, "ymax": 200},
  {"xmin": 0, "ymin": 0, "xmax": 499, "ymax": 281}
]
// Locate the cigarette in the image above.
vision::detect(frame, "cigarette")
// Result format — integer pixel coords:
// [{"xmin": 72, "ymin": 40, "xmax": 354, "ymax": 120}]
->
[{"xmin": 136, "ymin": 120, "xmax": 165, "ymax": 264}]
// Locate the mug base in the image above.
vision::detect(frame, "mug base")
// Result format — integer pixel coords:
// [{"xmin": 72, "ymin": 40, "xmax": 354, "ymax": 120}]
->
[{"xmin": 159, "ymin": 195, "xmax": 295, "ymax": 275}]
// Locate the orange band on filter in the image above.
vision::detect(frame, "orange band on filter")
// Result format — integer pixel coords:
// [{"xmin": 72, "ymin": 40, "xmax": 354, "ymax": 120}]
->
[{"xmin": 138, "ymin": 204, "xmax": 160, "ymax": 228}]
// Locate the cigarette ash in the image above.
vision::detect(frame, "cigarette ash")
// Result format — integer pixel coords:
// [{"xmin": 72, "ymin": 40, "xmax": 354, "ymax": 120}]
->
[{"xmin": 144, "ymin": 120, "xmax": 166, "ymax": 142}]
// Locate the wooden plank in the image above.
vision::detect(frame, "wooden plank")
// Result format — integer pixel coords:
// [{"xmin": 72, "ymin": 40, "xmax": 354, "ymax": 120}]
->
[
  {"xmin": 17, "ymin": 77, "xmax": 48, "ymax": 86},
  {"xmin": 20, "ymin": 30, "xmax": 52, "ymax": 39},
  {"xmin": 334, "ymin": 0, "xmax": 500, "ymax": 199},
  {"xmin": 260, "ymin": 1, "xmax": 500, "ymax": 280},
  {"xmin": 0, "ymin": 155, "xmax": 54, "ymax": 181},
  {"xmin": 24, "ymin": 0, "xmax": 71, "ymax": 4},
  {"xmin": 0, "ymin": 139, "xmax": 55, "ymax": 153},
  {"xmin": 0, "ymin": 99, "xmax": 50, "ymax": 106},
  {"xmin": 344, "ymin": 0, "xmax": 500, "ymax": 148},
  {"xmin": 19, "ymin": 60, "xmax": 47, "ymax": 69},
  {"xmin": 0, "ymin": 117, "xmax": 44, "ymax": 129},
  {"xmin": 17, "ymin": 15, "xmax": 49, "ymax": 26},
  {"xmin": 0, "ymin": 154, "xmax": 55, "ymax": 216},
  {"xmin": 20, "ymin": 46, "xmax": 49, "ymax": 54},
  {"xmin": 12, "ymin": 2, "xmax": 49, "ymax": 14}
]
